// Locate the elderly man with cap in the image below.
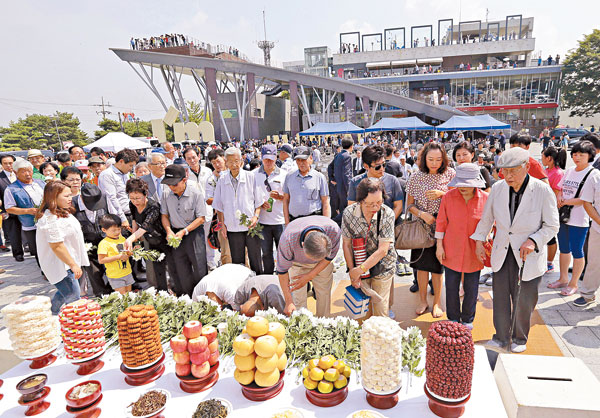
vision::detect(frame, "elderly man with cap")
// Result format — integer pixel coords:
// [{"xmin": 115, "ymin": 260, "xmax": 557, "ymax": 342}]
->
[
  {"xmin": 234, "ymin": 274, "xmax": 286, "ymax": 316},
  {"xmin": 283, "ymin": 146, "xmax": 330, "ymax": 224},
  {"xmin": 471, "ymin": 147, "xmax": 559, "ymax": 353},
  {"xmin": 72, "ymin": 183, "xmax": 113, "ymax": 296},
  {"xmin": 161, "ymin": 164, "xmax": 208, "ymax": 296},
  {"xmin": 27, "ymin": 149, "xmax": 46, "ymax": 181},
  {"xmin": 254, "ymin": 144, "xmax": 287, "ymax": 274},
  {"xmin": 4, "ymin": 159, "xmax": 45, "ymax": 265},
  {"xmin": 140, "ymin": 151, "xmax": 167, "ymax": 204},
  {"xmin": 277, "ymin": 215, "xmax": 341, "ymax": 317},
  {"xmin": 278, "ymin": 144, "xmax": 295, "ymax": 172},
  {"xmin": 212, "ymin": 147, "xmax": 264, "ymax": 274},
  {"xmin": 88, "ymin": 156, "xmax": 106, "ymax": 186}
]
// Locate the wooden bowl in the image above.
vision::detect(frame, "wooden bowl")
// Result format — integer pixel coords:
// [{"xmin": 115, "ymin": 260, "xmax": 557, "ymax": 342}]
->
[
  {"xmin": 306, "ymin": 385, "xmax": 348, "ymax": 407},
  {"xmin": 176, "ymin": 361, "xmax": 219, "ymax": 393},
  {"xmin": 364, "ymin": 386, "xmax": 401, "ymax": 410},
  {"xmin": 16, "ymin": 374, "xmax": 47, "ymax": 398},
  {"xmin": 66, "ymin": 393, "xmax": 102, "ymax": 418},
  {"xmin": 424, "ymin": 384, "xmax": 471, "ymax": 418},
  {"xmin": 240, "ymin": 370, "xmax": 285, "ymax": 401},
  {"xmin": 65, "ymin": 380, "xmax": 102, "ymax": 408}
]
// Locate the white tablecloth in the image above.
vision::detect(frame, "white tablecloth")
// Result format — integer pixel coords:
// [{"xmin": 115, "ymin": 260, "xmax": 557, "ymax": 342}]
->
[{"xmin": 0, "ymin": 346, "xmax": 506, "ymax": 417}]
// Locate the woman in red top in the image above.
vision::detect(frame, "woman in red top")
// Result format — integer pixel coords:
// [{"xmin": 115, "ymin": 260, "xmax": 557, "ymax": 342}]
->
[{"xmin": 436, "ymin": 163, "xmax": 488, "ymax": 327}]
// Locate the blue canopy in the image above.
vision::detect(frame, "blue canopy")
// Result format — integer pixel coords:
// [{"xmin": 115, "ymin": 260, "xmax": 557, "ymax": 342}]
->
[
  {"xmin": 435, "ymin": 115, "xmax": 511, "ymax": 131},
  {"xmin": 365, "ymin": 117, "xmax": 433, "ymax": 132},
  {"xmin": 299, "ymin": 121, "xmax": 364, "ymax": 136}
]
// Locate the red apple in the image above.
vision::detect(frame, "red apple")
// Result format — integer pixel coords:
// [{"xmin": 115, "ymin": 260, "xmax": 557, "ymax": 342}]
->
[
  {"xmin": 175, "ymin": 362, "xmax": 191, "ymax": 376},
  {"xmin": 183, "ymin": 320, "xmax": 203, "ymax": 340},
  {"xmin": 208, "ymin": 338, "xmax": 219, "ymax": 353},
  {"xmin": 172, "ymin": 350, "xmax": 190, "ymax": 365},
  {"xmin": 190, "ymin": 348, "xmax": 210, "ymax": 365},
  {"xmin": 201, "ymin": 325, "xmax": 217, "ymax": 344},
  {"xmin": 187, "ymin": 336, "xmax": 208, "ymax": 354},
  {"xmin": 208, "ymin": 349, "xmax": 219, "ymax": 366},
  {"xmin": 169, "ymin": 334, "xmax": 188, "ymax": 353},
  {"xmin": 191, "ymin": 361, "xmax": 211, "ymax": 378}
]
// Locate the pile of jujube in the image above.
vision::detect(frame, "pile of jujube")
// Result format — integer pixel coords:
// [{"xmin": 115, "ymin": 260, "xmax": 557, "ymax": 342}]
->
[{"xmin": 425, "ymin": 321, "xmax": 474, "ymax": 400}]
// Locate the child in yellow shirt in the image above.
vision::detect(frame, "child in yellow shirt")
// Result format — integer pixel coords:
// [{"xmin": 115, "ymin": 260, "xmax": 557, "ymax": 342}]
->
[{"xmin": 98, "ymin": 214, "xmax": 134, "ymax": 294}]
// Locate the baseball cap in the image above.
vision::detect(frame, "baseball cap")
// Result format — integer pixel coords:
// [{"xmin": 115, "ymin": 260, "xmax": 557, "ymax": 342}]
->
[
  {"xmin": 27, "ymin": 149, "xmax": 43, "ymax": 159},
  {"xmin": 74, "ymin": 160, "xmax": 89, "ymax": 170},
  {"xmin": 261, "ymin": 144, "xmax": 277, "ymax": 160},
  {"xmin": 161, "ymin": 164, "xmax": 187, "ymax": 185},
  {"xmin": 88, "ymin": 156, "xmax": 104, "ymax": 165},
  {"xmin": 279, "ymin": 144, "xmax": 293, "ymax": 154},
  {"xmin": 293, "ymin": 146, "xmax": 311, "ymax": 160}
]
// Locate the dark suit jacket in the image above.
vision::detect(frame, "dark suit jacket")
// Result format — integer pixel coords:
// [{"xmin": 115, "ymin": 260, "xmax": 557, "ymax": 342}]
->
[
  {"xmin": 0, "ymin": 171, "xmax": 11, "ymax": 212},
  {"xmin": 385, "ymin": 159, "xmax": 403, "ymax": 178},
  {"xmin": 333, "ymin": 150, "xmax": 353, "ymax": 197},
  {"xmin": 352, "ymin": 157, "xmax": 364, "ymax": 177}
]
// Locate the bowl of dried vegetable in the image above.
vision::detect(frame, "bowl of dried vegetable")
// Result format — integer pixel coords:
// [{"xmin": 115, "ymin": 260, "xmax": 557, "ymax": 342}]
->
[
  {"xmin": 125, "ymin": 388, "xmax": 170, "ymax": 418},
  {"xmin": 192, "ymin": 398, "xmax": 232, "ymax": 417}
]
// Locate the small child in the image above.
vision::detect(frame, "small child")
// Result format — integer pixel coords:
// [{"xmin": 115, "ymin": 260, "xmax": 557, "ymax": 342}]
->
[{"xmin": 97, "ymin": 214, "xmax": 134, "ymax": 294}]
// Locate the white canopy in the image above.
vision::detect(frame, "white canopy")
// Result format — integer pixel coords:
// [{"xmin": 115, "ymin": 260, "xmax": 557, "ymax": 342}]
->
[{"xmin": 83, "ymin": 132, "xmax": 150, "ymax": 152}]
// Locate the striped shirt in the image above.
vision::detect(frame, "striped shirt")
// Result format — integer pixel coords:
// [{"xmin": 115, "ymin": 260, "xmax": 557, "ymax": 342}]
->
[{"xmin": 276, "ymin": 216, "xmax": 341, "ymax": 275}]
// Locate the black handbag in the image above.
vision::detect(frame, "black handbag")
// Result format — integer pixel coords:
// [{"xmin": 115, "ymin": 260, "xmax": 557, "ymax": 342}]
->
[{"xmin": 559, "ymin": 169, "xmax": 594, "ymax": 224}]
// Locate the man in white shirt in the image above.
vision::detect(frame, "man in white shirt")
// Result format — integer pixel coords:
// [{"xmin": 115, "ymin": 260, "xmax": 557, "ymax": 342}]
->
[
  {"xmin": 254, "ymin": 145, "xmax": 286, "ymax": 274},
  {"xmin": 212, "ymin": 147, "xmax": 264, "ymax": 274},
  {"xmin": 98, "ymin": 148, "xmax": 139, "ymax": 230},
  {"xmin": 205, "ymin": 148, "xmax": 231, "ymax": 265},
  {"xmin": 311, "ymin": 145, "xmax": 322, "ymax": 170},
  {"xmin": 4, "ymin": 159, "xmax": 45, "ymax": 266},
  {"xmin": 140, "ymin": 152, "xmax": 167, "ymax": 203},
  {"xmin": 192, "ymin": 264, "xmax": 253, "ymax": 307},
  {"xmin": 183, "ymin": 147, "xmax": 217, "ymax": 270},
  {"xmin": 162, "ymin": 142, "xmax": 176, "ymax": 165},
  {"xmin": 278, "ymin": 144, "xmax": 295, "ymax": 172}
]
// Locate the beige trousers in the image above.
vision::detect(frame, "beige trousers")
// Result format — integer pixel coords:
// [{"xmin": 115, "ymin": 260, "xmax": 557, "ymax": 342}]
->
[
  {"xmin": 218, "ymin": 233, "xmax": 232, "ymax": 265},
  {"xmin": 290, "ymin": 262, "xmax": 334, "ymax": 318},
  {"xmin": 366, "ymin": 274, "xmax": 393, "ymax": 317},
  {"xmin": 580, "ymin": 228, "xmax": 600, "ymax": 299}
]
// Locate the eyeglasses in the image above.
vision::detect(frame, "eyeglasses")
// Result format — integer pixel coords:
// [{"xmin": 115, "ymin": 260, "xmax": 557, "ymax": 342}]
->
[
  {"xmin": 501, "ymin": 164, "xmax": 525, "ymax": 177},
  {"xmin": 362, "ymin": 200, "xmax": 384, "ymax": 208},
  {"xmin": 150, "ymin": 162, "xmax": 167, "ymax": 166},
  {"xmin": 370, "ymin": 162, "xmax": 387, "ymax": 170}
]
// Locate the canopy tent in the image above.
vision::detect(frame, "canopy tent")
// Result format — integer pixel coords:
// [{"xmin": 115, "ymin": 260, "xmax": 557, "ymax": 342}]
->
[
  {"xmin": 435, "ymin": 115, "xmax": 511, "ymax": 131},
  {"xmin": 365, "ymin": 117, "xmax": 433, "ymax": 132},
  {"xmin": 83, "ymin": 132, "xmax": 151, "ymax": 152},
  {"xmin": 298, "ymin": 121, "xmax": 364, "ymax": 136}
]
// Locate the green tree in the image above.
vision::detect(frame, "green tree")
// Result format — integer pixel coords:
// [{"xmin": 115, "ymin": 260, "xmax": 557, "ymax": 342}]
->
[
  {"xmin": 0, "ymin": 112, "xmax": 88, "ymax": 151},
  {"xmin": 279, "ymin": 90, "xmax": 290, "ymax": 100},
  {"xmin": 94, "ymin": 118, "xmax": 153, "ymax": 139},
  {"xmin": 562, "ymin": 29, "xmax": 600, "ymax": 117},
  {"xmin": 186, "ymin": 100, "xmax": 209, "ymax": 124}
]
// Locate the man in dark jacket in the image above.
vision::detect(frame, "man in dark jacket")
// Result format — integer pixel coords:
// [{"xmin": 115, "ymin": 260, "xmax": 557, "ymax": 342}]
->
[
  {"xmin": 72, "ymin": 183, "xmax": 112, "ymax": 296},
  {"xmin": 333, "ymin": 138, "xmax": 353, "ymax": 219}
]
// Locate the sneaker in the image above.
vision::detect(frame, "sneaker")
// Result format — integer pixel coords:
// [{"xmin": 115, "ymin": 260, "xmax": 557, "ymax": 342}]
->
[
  {"xmin": 573, "ymin": 296, "xmax": 595, "ymax": 307},
  {"xmin": 396, "ymin": 262, "xmax": 406, "ymax": 276},
  {"xmin": 481, "ymin": 339, "xmax": 507, "ymax": 353},
  {"xmin": 402, "ymin": 264, "xmax": 413, "ymax": 276},
  {"xmin": 409, "ymin": 280, "xmax": 419, "ymax": 293},
  {"xmin": 486, "ymin": 276, "xmax": 493, "ymax": 286},
  {"xmin": 388, "ymin": 310, "xmax": 396, "ymax": 319},
  {"xmin": 510, "ymin": 343, "xmax": 527, "ymax": 353},
  {"xmin": 462, "ymin": 322, "xmax": 473, "ymax": 330},
  {"xmin": 15, "ymin": 255, "xmax": 24, "ymax": 262},
  {"xmin": 546, "ymin": 263, "xmax": 555, "ymax": 273},
  {"xmin": 479, "ymin": 273, "xmax": 491, "ymax": 284},
  {"xmin": 0, "ymin": 245, "xmax": 9, "ymax": 252}
]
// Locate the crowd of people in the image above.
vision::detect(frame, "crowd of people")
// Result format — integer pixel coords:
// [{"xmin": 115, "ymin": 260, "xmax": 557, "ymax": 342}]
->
[
  {"xmin": 3, "ymin": 128, "xmax": 600, "ymax": 354},
  {"xmin": 130, "ymin": 34, "xmax": 189, "ymax": 50}
]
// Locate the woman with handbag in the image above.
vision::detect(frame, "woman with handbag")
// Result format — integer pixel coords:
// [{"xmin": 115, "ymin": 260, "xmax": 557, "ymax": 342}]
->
[
  {"xmin": 548, "ymin": 141, "xmax": 596, "ymax": 295},
  {"xmin": 342, "ymin": 178, "xmax": 397, "ymax": 317},
  {"xmin": 405, "ymin": 142, "xmax": 455, "ymax": 317},
  {"xmin": 541, "ymin": 146, "xmax": 567, "ymax": 273},
  {"xmin": 435, "ymin": 163, "xmax": 488, "ymax": 328}
]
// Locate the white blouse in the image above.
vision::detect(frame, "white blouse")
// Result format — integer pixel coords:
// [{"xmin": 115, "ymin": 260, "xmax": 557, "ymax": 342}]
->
[{"xmin": 35, "ymin": 210, "xmax": 90, "ymax": 285}]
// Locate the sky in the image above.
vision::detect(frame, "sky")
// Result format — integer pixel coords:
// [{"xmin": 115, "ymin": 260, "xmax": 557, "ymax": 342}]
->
[{"xmin": 0, "ymin": 0, "xmax": 598, "ymax": 136}]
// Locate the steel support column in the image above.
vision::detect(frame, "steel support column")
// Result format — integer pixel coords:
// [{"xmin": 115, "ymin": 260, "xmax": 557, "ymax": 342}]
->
[
  {"xmin": 289, "ymin": 80, "xmax": 300, "ymax": 138},
  {"xmin": 204, "ymin": 68, "xmax": 222, "ymax": 141},
  {"xmin": 345, "ymin": 92, "xmax": 357, "ymax": 124},
  {"xmin": 362, "ymin": 96, "xmax": 370, "ymax": 128},
  {"xmin": 246, "ymin": 72, "xmax": 260, "ymax": 139}
]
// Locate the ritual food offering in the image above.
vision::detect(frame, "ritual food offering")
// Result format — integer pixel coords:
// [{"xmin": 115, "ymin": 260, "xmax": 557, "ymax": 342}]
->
[
  {"xmin": 360, "ymin": 316, "xmax": 403, "ymax": 393},
  {"xmin": 191, "ymin": 398, "xmax": 231, "ymax": 418},
  {"xmin": 117, "ymin": 305, "xmax": 162, "ymax": 368},
  {"xmin": 1, "ymin": 296, "xmax": 60, "ymax": 359},
  {"xmin": 425, "ymin": 321, "xmax": 474, "ymax": 401},
  {"xmin": 270, "ymin": 408, "xmax": 304, "ymax": 418},
  {"xmin": 59, "ymin": 299, "xmax": 105, "ymax": 361},
  {"xmin": 302, "ymin": 354, "xmax": 351, "ymax": 393},
  {"xmin": 233, "ymin": 318, "xmax": 286, "ymax": 388},
  {"xmin": 170, "ymin": 321, "xmax": 219, "ymax": 378},
  {"xmin": 127, "ymin": 389, "xmax": 169, "ymax": 417},
  {"xmin": 67, "ymin": 382, "xmax": 100, "ymax": 400}
]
